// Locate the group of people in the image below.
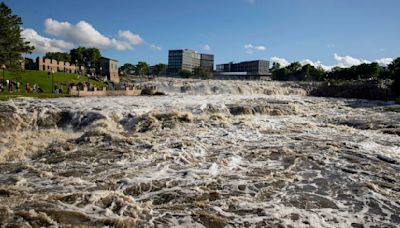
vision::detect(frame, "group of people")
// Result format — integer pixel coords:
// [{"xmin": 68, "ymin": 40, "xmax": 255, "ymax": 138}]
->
[
  {"xmin": 0, "ymin": 80, "xmax": 43, "ymax": 93},
  {"xmin": 69, "ymin": 82, "xmax": 96, "ymax": 91}
]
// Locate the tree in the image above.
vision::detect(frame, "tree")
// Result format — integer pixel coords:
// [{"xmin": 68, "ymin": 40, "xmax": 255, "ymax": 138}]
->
[
  {"xmin": 389, "ymin": 58, "xmax": 400, "ymax": 78},
  {"xmin": 44, "ymin": 52, "xmax": 71, "ymax": 62},
  {"xmin": 179, "ymin": 70, "xmax": 192, "ymax": 78},
  {"xmin": 84, "ymin": 48, "xmax": 101, "ymax": 69},
  {"xmin": 0, "ymin": 2, "xmax": 33, "ymax": 72},
  {"xmin": 154, "ymin": 63, "xmax": 167, "ymax": 76},
  {"xmin": 119, "ymin": 63, "xmax": 136, "ymax": 76},
  {"xmin": 135, "ymin": 61, "xmax": 149, "ymax": 76},
  {"xmin": 272, "ymin": 63, "xmax": 325, "ymax": 81},
  {"xmin": 194, "ymin": 67, "xmax": 212, "ymax": 79},
  {"xmin": 70, "ymin": 47, "xmax": 101, "ymax": 70},
  {"xmin": 311, "ymin": 66, "xmax": 326, "ymax": 81},
  {"xmin": 70, "ymin": 47, "xmax": 85, "ymax": 67},
  {"xmin": 356, "ymin": 63, "xmax": 379, "ymax": 80},
  {"xmin": 389, "ymin": 58, "xmax": 400, "ymax": 94},
  {"xmin": 298, "ymin": 64, "xmax": 312, "ymax": 81},
  {"xmin": 271, "ymin": 62, "xmax": 281, "ymax": 72},
  {"xmin": 287, "ymin": 62, "xmax": 302, "ymax": 74},
  {"xmin": 272, "ymin": 67, "xmax": 290, "ymax": 81}
]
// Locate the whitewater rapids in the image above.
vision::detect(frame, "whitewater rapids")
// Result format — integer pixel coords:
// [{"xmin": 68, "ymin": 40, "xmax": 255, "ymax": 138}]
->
[{"xmin": 0, "ymin": 79, "xmax": 399, "ymax": 227}]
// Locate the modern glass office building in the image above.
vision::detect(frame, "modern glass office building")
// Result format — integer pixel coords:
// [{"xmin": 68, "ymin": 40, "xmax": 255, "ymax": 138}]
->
[
  {"xmin": 168, "ymin": 49, "xmax": 214, "ymax": 76},
  {"xmin": 216, "ymin": 60, "xmax": 270, "ymax": 75},
  {"xmin": 200, "ymin": 54, "xmax": 214, "ymax": 72}
]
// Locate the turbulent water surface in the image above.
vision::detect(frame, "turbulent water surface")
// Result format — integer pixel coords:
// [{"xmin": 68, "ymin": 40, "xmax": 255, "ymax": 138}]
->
[{"xmin": 0, "ymin": 80, "xmax": 399, "ymax": 227}]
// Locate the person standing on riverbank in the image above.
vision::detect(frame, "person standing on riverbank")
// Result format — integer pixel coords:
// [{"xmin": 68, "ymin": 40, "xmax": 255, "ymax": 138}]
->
[{"xmin": 25, "ymin": 82, "xmax": 30, "ymax": 93}]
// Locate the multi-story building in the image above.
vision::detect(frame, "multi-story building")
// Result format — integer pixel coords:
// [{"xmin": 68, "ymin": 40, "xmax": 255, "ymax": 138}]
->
[
  {"xmin": 167, "ymin": 49, "xmax": 214, "ymax": 76},
  {"xmin": 97, "ymin": 57, "xmax": 120, "ymax": 83},
  {"xmin": 200, "ymin": 54, "xmax": 214, "ymax": 72},
  {"xmin": 216, "ymin": 60, "xmax": 271, "ymax": 80},
  {"xmin": 217, "ymin": 60, "xmax": 270, "ymax": 75}
]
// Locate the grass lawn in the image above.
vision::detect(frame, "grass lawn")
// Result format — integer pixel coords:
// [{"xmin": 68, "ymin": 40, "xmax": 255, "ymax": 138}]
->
[{"xmin": 0, "ymin": 70, "xmax": 106, "ymax": 100}]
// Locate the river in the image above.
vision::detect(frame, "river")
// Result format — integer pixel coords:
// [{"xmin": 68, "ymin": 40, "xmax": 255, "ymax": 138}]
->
[{"xmin": 0, "ymin": 79, "xmax": 399, "ymax": 227}]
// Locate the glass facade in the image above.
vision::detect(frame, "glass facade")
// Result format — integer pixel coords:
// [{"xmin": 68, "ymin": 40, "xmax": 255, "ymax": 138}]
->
[
  {"xmin": 216, "ymin": 60, "xmax": 270, "ymax": 75},
  {"xmin": 168, "ymin": 49, "xmax": 214, "ymax": 76}
]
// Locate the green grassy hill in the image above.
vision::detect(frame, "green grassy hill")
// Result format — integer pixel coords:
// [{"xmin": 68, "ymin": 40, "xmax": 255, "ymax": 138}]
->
[{"xmin": 0, "ymin": 70, "xmax": 106, "ymax": 100}]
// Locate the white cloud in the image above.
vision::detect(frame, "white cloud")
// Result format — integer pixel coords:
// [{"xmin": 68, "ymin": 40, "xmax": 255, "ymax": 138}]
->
[
  {"xmin": 246, "ymin": 0, "xmax": 255, "ymax": 4},
  {"xmin": 270, "ymin": 57, "xmax": 290, "ymax": 67},
  {"xmin": 244, "ymin": 44, "xmax": 266, "ymax": 51},
  {"xmin": 149, "ymin": 44, "xmax": 162, "ymax": 51},
  {"xmin": 39, "ymin": 18, "xmax": 159, "ymax": 52},
  {"xmin": 375, "ymin": 58, "xmax": 393, "ymax": 66},
  {"xmin": 334, "ymin": 53, "xmax": 371, "ymax": 68},
  {"xmin": 110, "ymin": 39, "xmax": 133, "ymax": 51},
  {"xmin": 45, "ymin": 18, "xmax": 112, "ymax": 48},
  {"xmin": 334, "ymin": 54, "xmax": 392, "ymax": 67},
  {"xmin": 21, "ymin": 28, "xmax": 74, "ymax": 53},
  {"xmin": 299, "ymin": 59, "xmax": 333, "ymax": 71},
  {"xmin": 244, "ymin": 44, "xmax": 266, "ymax": 54},
  {"xmin": 118, "ymin": 30, "xmax": 144, "ymax": 45},
  {"xmin": 327, "ymin": 44, "xmax": 336, "ymax": 48},
  {"xmin": 202, "ymin": 44, "xmax": 211, "ymax": 51}
]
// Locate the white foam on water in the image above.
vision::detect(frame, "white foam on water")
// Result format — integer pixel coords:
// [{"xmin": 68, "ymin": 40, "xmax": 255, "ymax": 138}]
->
[{"xmin": 0, "ymin": 79, "xmax": 399, "ymax": 227}]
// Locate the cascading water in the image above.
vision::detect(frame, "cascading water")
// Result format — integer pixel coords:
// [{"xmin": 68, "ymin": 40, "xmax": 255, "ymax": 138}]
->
[{"xmin": 0, "ymin": 79, "xmax": 399, "ymax": 227}]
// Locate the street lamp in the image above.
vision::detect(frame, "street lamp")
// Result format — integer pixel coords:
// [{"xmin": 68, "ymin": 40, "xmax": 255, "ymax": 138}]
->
[
  {"xmin": 51, "ymin": 69, "xmax": 55, "ymax": 93},
  {"xmin": 1, "ymin": 64, "xmax": 5, "ymax": 81},
  {"xmin": 75, "ymin": 59, "xmax": 78, "ymax": 74}
]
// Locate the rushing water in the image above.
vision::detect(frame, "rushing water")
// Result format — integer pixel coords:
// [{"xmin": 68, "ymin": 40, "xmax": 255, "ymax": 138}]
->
[{"xmin": 0, "ymin": 80, "xmax": 399, "ymax": 227}]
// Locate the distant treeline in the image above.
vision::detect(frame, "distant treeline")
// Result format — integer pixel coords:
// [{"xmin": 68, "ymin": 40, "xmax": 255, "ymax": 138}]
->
[
  {"xmin": 272, "ymin": 58, "xmax": 400, "ymax": 97},
  {"xmin": 272, "ymin": 57, "xmax": 400, "ymax": 82}
]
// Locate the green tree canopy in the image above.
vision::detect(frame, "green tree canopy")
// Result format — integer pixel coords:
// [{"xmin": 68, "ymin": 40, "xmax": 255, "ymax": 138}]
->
[
  {"xmin": 85, "ymin": 48, "xmax": 101, "ymax": 68},
  {"xmin": 153, "ymin": 63, "xmax": 167, "ymax": 76},
  {"xmin": 389, "ymin": 58, "xmax": 400, "ymax": 78},
  {"xmin": 272, "ymin": 62, "xmax": 325, "ymax": 81},
  {"xmin": 119, "ymin": 63, "xmax": 136, "ymax": 76},
  {"xmin": 194, "ymin": 66, "xmax": 212, "ymax": 79},
  {"xmin": 70, "ymin": 47, "xmax": 101, "ymax": 69},
  {"xmin": 179, "ymin": 69, "xmax": 192, "ymax": 78},
  {"xmin": 44, "ymin": 52, "xmax": 71, "ymax": 62},
  {"xmin": 135, "ymin": 61, "xmax": 149, "ymax": 76},
  {"xmin": 389, "ymin": 58, "xmax": 400, "ymax": 95},
  {"xmin": 287, "ymin": 62, "xmax": 302, "ymax": 73},
  {"xmin": 329, "ymin": 63, "xmax": 381, "ymax": 80},
  {"xmin": 0, "ymin": 2, "xmax": 33, "ymax": 72}
]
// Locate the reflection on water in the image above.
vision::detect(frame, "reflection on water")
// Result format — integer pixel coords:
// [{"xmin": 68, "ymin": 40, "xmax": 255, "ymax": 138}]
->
[{"xmin": 0, "ymin": 80, "xmax": 399, "ymax": 227}]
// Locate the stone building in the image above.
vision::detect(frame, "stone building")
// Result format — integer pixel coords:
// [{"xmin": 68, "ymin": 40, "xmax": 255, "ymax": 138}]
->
[
  {"xmin": 97, "ymin": 57, "xmax": 120, "ymax": 83},
  {"xmin": 24, "ymin": 57, "xmax": 77, "ymax": 73}
]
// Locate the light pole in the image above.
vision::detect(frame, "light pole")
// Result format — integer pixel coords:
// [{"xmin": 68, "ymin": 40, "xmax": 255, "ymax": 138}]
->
[
  {"xmin": 51, "ymin": 69, "xmax": 55, "ymax": 93},
  {"xmin": 75, "ymin": 59, "xmax": 78, "ymax": 74},
  {"xmin": 1, "ymin": 64, "xmax": 5, "ymax": 81},
  {"xmin": 88, "ymin": 63, "xmax": 91, "ymax": 77}
]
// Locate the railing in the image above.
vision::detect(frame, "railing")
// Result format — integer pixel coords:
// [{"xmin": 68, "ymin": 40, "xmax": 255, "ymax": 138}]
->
[{"xmin": 69, "ymin": 85, "xmax": 143, "ymax": 97}]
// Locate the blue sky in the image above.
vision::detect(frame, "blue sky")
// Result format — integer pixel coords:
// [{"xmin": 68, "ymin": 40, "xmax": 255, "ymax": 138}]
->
[{"xmin": 5, "ymin": 0, "xmax": 400, "ymax": 68}]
